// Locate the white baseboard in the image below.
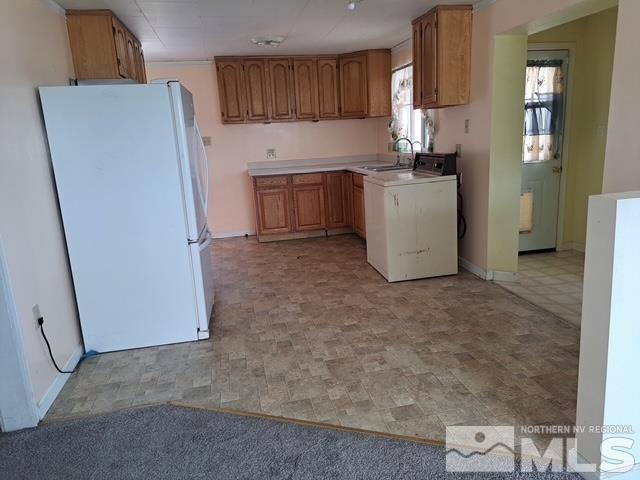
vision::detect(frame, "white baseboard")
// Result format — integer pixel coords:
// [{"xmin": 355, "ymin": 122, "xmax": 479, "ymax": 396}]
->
[
  {"xmin": 491, "ymin": 270, "xmax": 519, "ymax": 283},
  {"xmin": 458, "ymin": 256, "xmax": 490, "ymax": 280},
  {"xmin": 458, "ymin": 257, "xmax": 518, "ymax": 282},
  {"xmin": 558, "ymin": 242, "xmax": 586, "ymax": 253},
  {"xmin": 36, "ymin": 344, "xmax": 83, "ymax": 419},
  {"xmin": 211, "ymin": 230, "xmax": 255, "ymax": 239}
]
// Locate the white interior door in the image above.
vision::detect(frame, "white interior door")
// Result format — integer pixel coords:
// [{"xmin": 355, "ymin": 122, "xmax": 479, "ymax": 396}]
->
[{"xmin": 519, "ymin": 49, "xmax": 569, "ymax": 252}]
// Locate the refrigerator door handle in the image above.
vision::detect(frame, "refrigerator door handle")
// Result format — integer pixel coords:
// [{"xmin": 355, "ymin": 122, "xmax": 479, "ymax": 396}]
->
[{"xmin": 194, "ymin": 119, "xmax": 209, "ymax": 218}]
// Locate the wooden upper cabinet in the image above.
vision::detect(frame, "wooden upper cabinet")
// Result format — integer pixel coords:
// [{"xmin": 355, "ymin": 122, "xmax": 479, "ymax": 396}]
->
[
  {"xmin": 420, "ymin": 12, "xmax": 437, "ymax": 106},
  {"xmin": 293, "ymin": 59, "xmax": 319, "ymax": 120},
  {"xmin": 216, "ymin": 60, "xmax": 245, "ymax": 123},
  {"xmin": 412, "ymin": 22, "xmax": 422, "ymax": 109},
  {"xmin": 339, "ymin": 53, "xmax": 368, "ymax": 118},
  {"xmin": 125, "ymin": 32, "xmax": 138, "ymax": 81},
  {"xmin": 413, "ymin": 5, "xmax": 472, "ymax": 109},
  {"xmin": 135, "ymin": 44, "xmax": 147, "ymax": 83},
  {"xmin": 268, "ymin": 59, "xmax": 295, "ymax": 121},
  {"xmin": 317, "ymin": 58, "xmax": 340, "ymax": 119},
  {"xmin": 339, "ymin": 50, "xmax": 391, "ymax": 119},
  {"xmin": 243, "ymin": 59, "xmax": 270, "ymax": 121},
  {"xmin": 215, "ymin": 49, "xmax": 389, "ymax": 123},
  {"xmin": 111, "ymin": 17, "xmax": 130, "ymax": 78},
  {"xmin": 66, "ymin": 10, "xmax": 145, "ymax": 82},
  {"xmin": 365, "ymin": 50, "xmax": 392, "ymax": 117}
]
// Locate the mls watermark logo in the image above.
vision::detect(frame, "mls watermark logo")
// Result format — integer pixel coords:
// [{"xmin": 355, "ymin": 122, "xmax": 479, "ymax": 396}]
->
[
  {"xmin": 446, "ymin": 426, "xmax": 516, "ymax": 472},
  {"xmin": 446, "ymin": 425, "xmax": 637, "ymax": 474}
]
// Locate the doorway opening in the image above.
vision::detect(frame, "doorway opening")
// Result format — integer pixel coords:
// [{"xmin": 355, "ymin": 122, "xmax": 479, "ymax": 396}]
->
[{"xmin": 497, "ymin": 6, "xmax": 618, "ymax": 326}]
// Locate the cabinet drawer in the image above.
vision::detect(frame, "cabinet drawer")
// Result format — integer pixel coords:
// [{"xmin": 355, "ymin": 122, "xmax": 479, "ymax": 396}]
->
[
  {"xmin": 255, "ymin": 175, "xmax": 289, "ymax": 188},
  {"xmin": 292, "ymin": 173, "xmax": 323, "ymax": 185},
  {"xmin": 352, "ymin": 173, "xmax": 364, "ymax": 188}
]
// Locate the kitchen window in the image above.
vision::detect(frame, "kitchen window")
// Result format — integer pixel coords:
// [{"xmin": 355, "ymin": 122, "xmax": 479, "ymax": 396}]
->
[{"xmin": 390, "ymin": 64, "xmax": 423, "ymax": 152}]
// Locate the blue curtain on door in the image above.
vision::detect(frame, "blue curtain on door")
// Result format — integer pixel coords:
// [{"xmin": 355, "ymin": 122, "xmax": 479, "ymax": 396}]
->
[{"xmin": 523, "ymin": 59, "xmax": 564, "ymax": 163}]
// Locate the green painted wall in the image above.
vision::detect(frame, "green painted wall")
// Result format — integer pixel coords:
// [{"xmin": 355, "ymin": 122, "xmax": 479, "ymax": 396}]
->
[
  {"xmin": 487, "ymin": 34, "xmax": 528, "ymax": 273},
  {"xmin": 529, "ymin": 7, "xmax": 618, "ymax": 250}
]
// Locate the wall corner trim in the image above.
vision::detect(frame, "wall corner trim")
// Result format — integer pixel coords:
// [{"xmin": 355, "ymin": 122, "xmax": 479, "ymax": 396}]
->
[
  {"xmin": 36, "ymin": 344, "xmax": 84, "ymax": 419},
  {"xmin": 473, "ymin": 0, "xmax": 497, "ymax": 13},
  {"xmin": 40, "ymin": 0, "xmax": 66, "ymax": 17}
]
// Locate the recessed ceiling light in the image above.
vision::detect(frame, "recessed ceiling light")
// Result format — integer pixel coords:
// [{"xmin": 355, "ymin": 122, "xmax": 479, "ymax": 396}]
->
[
  {"xmin": 347, "ymin": 0, "xmax": 364, "ymax": 11},
  {"xmin": 251, "ymin": 36, "xmax": 286, "ymax": 48}
]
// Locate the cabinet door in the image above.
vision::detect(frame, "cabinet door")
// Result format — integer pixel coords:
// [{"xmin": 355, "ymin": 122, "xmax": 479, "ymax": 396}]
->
[
  {"xmin": 339, "ymin": 54, "xmax": 368, "ymax": 118},
  {"xmin": 138, "ymin": 46, "xmax": 147, "ymax": 83},
  {"xmin": 268, "ymin": 59, "xmax": 295, "ymax": 120},
  {"xmin": 216, "ymin": 61, "xmax": 245, "ymax": 123},
  {"xmin": 111, "ymin": 18, "xmax": 129, "ymax": 78},
  {"xmin": 353, "ymin": 185, "xmax": 366, "ymax": 239},
  {"xmin": 125, "ymin": 33, "xmax": 137, "ymax": 81},
  {"xmin": 244, "ymin": 59, "xmax": 270, "ymax": 121},
  {"xmin": 412, "ymin": 22, "xmax": 422, "ymax": 109},
  {"xmin": 293, "ymin": 59, "xmax": 318, "ymax": 120},
  {"xmin": 325, "ymin": 172, "xmax": 351, "ymax": 228},
  {"xmin": 255, "ymin": 188, "xmax": 292, "ymax": 234},
  {"xmin": 317, "ymin": 58, "xmax": 340, "ymax": 119},
  {"xmin": 421, "ymin": 12, "xmax": 438, "ymax": 106},
  {"xmin": 293, "ymin": 186, "xmax": 325, "ymax": 231}
]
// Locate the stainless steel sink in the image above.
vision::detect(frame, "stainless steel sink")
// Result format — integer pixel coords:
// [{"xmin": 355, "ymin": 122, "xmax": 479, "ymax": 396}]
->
[{"xmin": 360, "ymin": 165, "xmax": 411, "ymax": 172}]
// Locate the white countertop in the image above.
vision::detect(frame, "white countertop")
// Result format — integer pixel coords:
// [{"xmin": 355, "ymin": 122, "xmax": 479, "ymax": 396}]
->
[{"xmin": 247, "ymin": 153, "xmax": 412, "ymax": 177}]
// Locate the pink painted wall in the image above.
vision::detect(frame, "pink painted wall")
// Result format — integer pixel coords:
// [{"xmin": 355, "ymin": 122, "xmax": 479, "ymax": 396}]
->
[
  {"xmin": 0, "ymin": 0, "xmax": 82, "ymax": 409},
  {"xmin": 146, "ymin": 62, "xmax": 388, "ymax": 236}
]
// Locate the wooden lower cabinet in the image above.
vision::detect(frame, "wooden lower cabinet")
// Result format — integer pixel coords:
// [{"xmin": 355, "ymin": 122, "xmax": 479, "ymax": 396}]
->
[
  {"xmin": 293, "ymin": 185, "xmax": 325, "ymax": 231},
  {"xmin": 255, "ymin": 188, "xmax": 292, "ymax": 234},
  {"xmin": 253, "ymin": 171, "xmax": 360, "ymax": 241},
  {"xmin": 325, "ymin": 172, "xmax": 352, "ymax": 228},
  {"xmin": 353, "ymin": 184, "xmax": 366, "ymax": 239}
]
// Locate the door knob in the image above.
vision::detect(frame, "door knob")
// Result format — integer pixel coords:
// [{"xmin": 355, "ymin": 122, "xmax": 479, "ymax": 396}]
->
[{"xmin": 552, "ymin": 166, "xmax": 563, "ymax": 174}]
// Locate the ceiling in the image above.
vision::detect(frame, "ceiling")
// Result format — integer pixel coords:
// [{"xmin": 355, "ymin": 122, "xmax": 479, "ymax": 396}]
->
[{"xmin": 54, "ymin": 0, "xmax": 480, "ymax": 62}]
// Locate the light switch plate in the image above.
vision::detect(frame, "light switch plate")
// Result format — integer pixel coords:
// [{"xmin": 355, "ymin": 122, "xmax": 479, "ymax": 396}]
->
[
  {"xmin": 464, "ymin": 119, "xmax": 470, "ymax": 134},
  {"xmin": 266, "ymin": 148, "xmax": 276, "ymax": 159}
]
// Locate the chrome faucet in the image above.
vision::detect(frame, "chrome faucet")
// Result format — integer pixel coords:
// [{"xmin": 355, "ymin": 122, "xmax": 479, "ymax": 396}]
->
[{"xmin": 393, "ymin": 137, "xmax": 417, "ymax": 168}]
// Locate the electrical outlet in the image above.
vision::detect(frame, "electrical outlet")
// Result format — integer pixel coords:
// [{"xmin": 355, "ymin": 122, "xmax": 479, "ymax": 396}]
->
[
  {"xmin": 464, "ymin": 119, "xmax": 470, "ymax": 134},
  {"xmin": 201, "ymin": 136, "xmax": 212, "ymax": 146},
  {"xmin": 596, "ymin": 125, "xmax": 606, "ymax": 138},
  {"xmin": 266, "ymin": 148, "xmax": 276, "ymax": 160},
  {"xmin": 456, "ymin": 144, "xmax": 463, "ymax": 158},
  {"xmin": 33, "ymin": 304, "xmax": 41, "ymax": 324}
]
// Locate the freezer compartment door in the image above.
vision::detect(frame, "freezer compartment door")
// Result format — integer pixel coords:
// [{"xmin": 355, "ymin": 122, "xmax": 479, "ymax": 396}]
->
[
  {"xmin": 189, "ymin": 229, "xmax": 214, "ymax": 338},
  {"xmin": 169, "ymin": 82, "xmax": 209, "ymax": 242}
]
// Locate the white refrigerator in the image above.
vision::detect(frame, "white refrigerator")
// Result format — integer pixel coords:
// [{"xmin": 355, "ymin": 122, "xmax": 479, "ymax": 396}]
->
[{"xmin": 39, "ymin": 81, "xmax": 214, "ymax": 353}]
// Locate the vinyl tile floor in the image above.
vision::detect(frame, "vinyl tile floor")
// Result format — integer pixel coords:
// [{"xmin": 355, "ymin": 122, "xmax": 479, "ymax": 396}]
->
[
  {"xmin": 46, "ymin": 235, "xmax": 580, "ymax": 444},
  {"xmin": 496, "ymin": 250, "xmax": 584, "ymax": 327}
]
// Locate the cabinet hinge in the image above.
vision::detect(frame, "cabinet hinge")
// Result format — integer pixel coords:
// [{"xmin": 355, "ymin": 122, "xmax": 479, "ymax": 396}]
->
[{"xmin": 434, "ymin": 87, "xmax": 438, "ymax": 95}]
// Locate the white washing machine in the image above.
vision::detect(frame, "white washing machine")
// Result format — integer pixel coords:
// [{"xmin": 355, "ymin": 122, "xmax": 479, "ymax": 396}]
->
[{"xmin": 364, "ymin": 154, "xmax": 458, "ymax": 282}]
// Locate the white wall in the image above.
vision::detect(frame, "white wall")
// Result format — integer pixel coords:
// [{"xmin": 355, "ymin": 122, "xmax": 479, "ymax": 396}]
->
[
  {"xmin": 602, "ymin": 0, "xmax": 640, "ymax": 193},
  {"xmin": 0, "ymin": 0, "xmax": 83, "ymax": 417}
]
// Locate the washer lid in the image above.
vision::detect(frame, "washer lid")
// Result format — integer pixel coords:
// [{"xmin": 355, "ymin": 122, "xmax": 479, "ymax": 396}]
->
[{"xmin": 364, "ymin": 171, "xmax": 456, "ymax": 187}]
